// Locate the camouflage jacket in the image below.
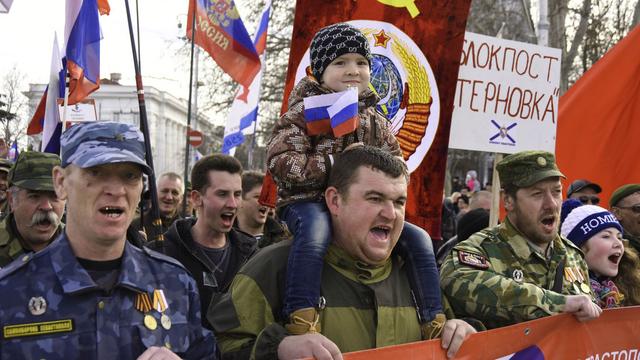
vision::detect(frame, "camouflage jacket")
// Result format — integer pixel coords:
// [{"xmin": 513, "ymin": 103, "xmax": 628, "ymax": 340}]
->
[
  {"xmin": 440, "ymin": 217, "xmax": 593, "ymax": 329},
  {"xmin": 0, "ymin": 232, "xmax": 218, "ymax": 359},
  {"xmin": 0, "ymin": 213, "xmax": 62, "ymax": 268},
  {"xmin": 266, "ymin": 76, "xmax": 401, "ymax": 207},
  {"xmin": 210, "ymin": 241, "xmax": 462, "ymax": 360}
]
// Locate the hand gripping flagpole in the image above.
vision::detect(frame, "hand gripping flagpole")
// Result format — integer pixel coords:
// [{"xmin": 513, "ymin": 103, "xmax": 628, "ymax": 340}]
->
[
  {"xmin": 124, "ymin": 0, "xmax": 164, "ymax": 243},
  {"xmin": 182, "ymin": 0, "xmax": 197, "ymax": 216}
]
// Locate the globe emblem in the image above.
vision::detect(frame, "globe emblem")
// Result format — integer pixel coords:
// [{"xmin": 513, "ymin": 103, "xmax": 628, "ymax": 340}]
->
[{"xmin": 370, "ymin": 54, "xmax": 404, "ymax": 122}]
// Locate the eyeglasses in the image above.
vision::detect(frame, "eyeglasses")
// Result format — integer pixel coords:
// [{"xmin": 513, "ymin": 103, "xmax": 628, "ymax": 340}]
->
[
  {"xmin": 615, "ymin": 204, "xmax": 640, "ymax": 214},
  {"xmin": 578, "ymin": 195, "xmax": 600, "ymax": 205}
]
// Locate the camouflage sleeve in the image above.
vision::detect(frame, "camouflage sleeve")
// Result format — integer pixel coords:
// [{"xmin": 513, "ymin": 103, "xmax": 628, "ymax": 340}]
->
[
  {"xmin": 210, "ymin": 273, "xmax": 284, "ymax": 360},
  {"xmin": 439, "ymin": 245, "xmax": 567, "ymax": 328},
  {"xmin": 182, "ymin": 274, "xmax": 220, "ymax": 359},
  {"xmin": 266, "ymin": 103, "xmax": 331, "ymax": 194}
]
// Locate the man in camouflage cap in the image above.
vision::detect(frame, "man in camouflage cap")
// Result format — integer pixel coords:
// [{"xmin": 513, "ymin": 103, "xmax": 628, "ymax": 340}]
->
[
  {"xmin": 0, "ymin": 152, "xmax": 65, "ymax": 267},
  {"xmin": 0, "ymin": 122, "xmax": 217, "ymax": 358},
  {"xmin": 440, "ymin": 150, "xmax": 601, "ymax": 329},
  {"xmin": 0, "ymin": 158, "xmax": 12, "ymax": 219}
]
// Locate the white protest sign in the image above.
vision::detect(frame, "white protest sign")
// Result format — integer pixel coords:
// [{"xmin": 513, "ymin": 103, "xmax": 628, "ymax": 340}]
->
[{"xmin": 449, "ymin": 32, "xmax": 561, "ymax": 153}]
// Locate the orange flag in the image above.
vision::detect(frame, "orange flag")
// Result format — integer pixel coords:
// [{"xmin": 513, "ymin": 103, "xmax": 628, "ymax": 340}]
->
[{"xmin": 556, "ymin": 26, "xmax": 640, "ymax": 204}]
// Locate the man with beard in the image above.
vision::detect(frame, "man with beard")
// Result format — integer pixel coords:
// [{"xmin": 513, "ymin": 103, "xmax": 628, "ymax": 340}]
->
[
  {"xmin": 235, "ymin": 171, "xmax": 289, "ymax": 248},
  {"xmin": 440, "ymin": 151, "xmax": 601, "ymax": 329},
  {"xmin": 0, "ymin": 152, "xmax": 64, "ymax": 267},
  {"xmin": 149, "ymin": 154, "xmax": 257, "ymax": 329},
  {"xmin": 131, "ymin": 172, "xmax": 184, "ymax": 237}
]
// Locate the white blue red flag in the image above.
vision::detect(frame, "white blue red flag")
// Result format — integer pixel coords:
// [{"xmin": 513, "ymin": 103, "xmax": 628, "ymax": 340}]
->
[
  {"xmin": 64, "ymin": 0, "xmax": 109, "ymax": 105},
  {"xmin": 187, "ymin": 0, "xmax": 261, "ymax": 89},
  {"xmin": 303, "ymin": 88, "xmax": 359, "ymax": 137},
  {"xmin": 327, "ymin": 88, "xmax": 358, "ymax": 137},
  {"xmin": 26, "ymin": 34, "xmax": 66, "ymax": 155},
  {"xmin": 222, "ymin": 0, "xmax": 271, "ymax": 155}
]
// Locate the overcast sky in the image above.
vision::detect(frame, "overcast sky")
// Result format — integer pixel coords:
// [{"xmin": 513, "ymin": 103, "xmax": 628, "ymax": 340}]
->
[{"xmin": 0, "ymin": 0, "xmax": 249, "ymax": 104}]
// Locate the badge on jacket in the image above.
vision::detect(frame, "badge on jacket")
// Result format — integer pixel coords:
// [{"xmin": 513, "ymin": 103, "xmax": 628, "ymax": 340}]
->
[{"xmin": 457, "ymin": 251, "xmax": 489, "ymax": 269}]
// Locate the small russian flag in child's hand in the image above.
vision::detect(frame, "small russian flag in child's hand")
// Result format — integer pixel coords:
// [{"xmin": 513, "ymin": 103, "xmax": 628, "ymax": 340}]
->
[
  {"xmin": 303, "ymin": 88, "xmax": 359, "ymax": 136},
  {"xmin": 327, "ymin": 88, "xmax": 359, "ymax": 137}
]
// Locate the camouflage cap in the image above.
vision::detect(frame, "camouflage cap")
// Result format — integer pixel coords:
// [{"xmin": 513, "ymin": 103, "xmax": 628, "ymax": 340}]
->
[
  {"xmin": 0, "ymin": 158, "xmax": 12, "ymax": 173},
  {"xmin": 60, "ymin": 121, "xmax": 152, "ymax": 174},
  {"xmin": 8, "ymin": 152, "xmax": 61, "ymax": 191},
  {"xmin": 496, "ymin": 151, "xmax": 565, "ymax": 188}
]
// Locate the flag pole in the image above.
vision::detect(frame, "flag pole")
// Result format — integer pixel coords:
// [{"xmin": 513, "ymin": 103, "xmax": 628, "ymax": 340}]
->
[
  {"xmin": 124, "ymin": 0, "xmax": 164, "ymax": 242},
  {"xmin": 182, "ymin": 0, "xmax": 197, "ymax": 216}
]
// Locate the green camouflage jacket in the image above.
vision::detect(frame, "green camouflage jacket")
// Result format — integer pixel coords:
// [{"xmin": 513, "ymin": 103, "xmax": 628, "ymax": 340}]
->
[
  {"xmin": 209, "ymin": 241, "xmax": 458, "ymax": 360},
  {"xmin": 440, "ymin": 217, "xmax": 593, "ymax": 329},
  {"xmin": 0, "ymin": 213, "xmax": 62, "ymax": 268}
]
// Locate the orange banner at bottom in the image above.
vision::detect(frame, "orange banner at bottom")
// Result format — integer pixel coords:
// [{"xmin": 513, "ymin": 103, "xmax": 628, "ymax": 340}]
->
[{"xmin": 345, "ymin": 307, "xmax": 640, "ymax": 359}]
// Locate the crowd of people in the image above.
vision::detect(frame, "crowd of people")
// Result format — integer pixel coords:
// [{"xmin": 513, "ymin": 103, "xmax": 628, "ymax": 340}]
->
[{"xmin": 0, "ymin": 22, "xmax": 638, "ymax": 360}]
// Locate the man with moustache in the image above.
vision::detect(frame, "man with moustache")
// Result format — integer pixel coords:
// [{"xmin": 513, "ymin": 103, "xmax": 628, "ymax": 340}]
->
[
  {"xmin": 150, "ymin": 154, "xmax": 257, "ymax": 329},
  {"xmin": 440, "ymin": 151, "xmax": 601, "ymax": 329},
  {"xmin": 131, "ymin": 172, "xmax": 184, "ymax": 237},
  {"xmin": 235, "ymin": 171, "xmax": 289, "ymax": 248},
  {"xmin": 0, "ymin": 152, "xmax": 64, "ymax": 267},
  {"xmin": 0, "ymin": 122, "xmax": 217, "ymax": 358}
]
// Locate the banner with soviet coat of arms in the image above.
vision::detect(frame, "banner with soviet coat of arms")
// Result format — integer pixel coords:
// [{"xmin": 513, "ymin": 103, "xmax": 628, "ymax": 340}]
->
[{"xmin": 283, "ymin": 0, "xmax": 472, "ymax": 238}]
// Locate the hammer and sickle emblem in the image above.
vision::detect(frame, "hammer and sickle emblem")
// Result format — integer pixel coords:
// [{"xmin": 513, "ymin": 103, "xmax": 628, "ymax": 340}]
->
[{"xmin": 376, "ymin": 0, "xmax": 420, "ymax": 18}]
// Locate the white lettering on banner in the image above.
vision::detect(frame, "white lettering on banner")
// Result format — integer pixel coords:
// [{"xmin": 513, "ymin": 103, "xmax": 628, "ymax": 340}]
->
[
  {"xmin": 449, "ymin": 32, "xmax": 562, "ymax": 154},
  {"xmin": 586, "ymin": 349, "xmax": 640, "ymax": 360}
]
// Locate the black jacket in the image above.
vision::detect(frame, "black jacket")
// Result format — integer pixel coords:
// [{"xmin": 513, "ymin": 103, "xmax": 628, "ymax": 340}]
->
[{"xmin": 148, "ymin": 218, "xmax": 258, "ymax": 328}]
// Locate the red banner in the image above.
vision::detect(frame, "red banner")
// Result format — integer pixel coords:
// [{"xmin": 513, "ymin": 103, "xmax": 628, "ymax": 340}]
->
[
  {"xmin": 556, "ymin": 26, "xmax": 640, "ymax": 202},
  {"xmin": 343, "ymin": 307, "xmax": 640, "ymax": 359},
  {"xmin": 283, "ymin": 0, "xmax": 472, "ymax": 239}
]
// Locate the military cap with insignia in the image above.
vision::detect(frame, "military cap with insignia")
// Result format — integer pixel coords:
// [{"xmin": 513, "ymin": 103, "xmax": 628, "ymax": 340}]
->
[
  {"xmin": 8, "ymin": 152, "xmax": 61, "ymax": 191},
  {"xmin": 60, "ymin": 121, "xmax": 153, "ymax": 174},
  {"xmin": 496, "ymin": 150, "xmax": 565, "ymax": 188}
]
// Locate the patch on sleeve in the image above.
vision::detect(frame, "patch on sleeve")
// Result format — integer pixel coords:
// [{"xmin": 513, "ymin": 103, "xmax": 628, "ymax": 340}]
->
[
  {"xmin": 3, "ymin": 319, "xmax": 74, "ymax": 339},
  {"xmin": 457, "ymin": 251, "xmax": 489, "ymax": 269}
]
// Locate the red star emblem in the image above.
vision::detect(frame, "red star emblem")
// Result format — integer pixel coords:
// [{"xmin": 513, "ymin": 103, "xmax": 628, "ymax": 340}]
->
[
  {"xmin": 374, "ymin": 30, "xmax": 390, "ymax": 48},
  {"xmin": 236, "ymin": 85, "xmax": 250, "ymax": 103}
]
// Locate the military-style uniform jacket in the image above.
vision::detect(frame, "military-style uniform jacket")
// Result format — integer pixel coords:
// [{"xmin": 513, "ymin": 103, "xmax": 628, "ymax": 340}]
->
[
  {"xmin": 0, "ymin": 233, "xmax": 217, "ymax": 359},
  {"xmin": 210, "ymin": 241, "xmax": 458, "ymax": 360},
  {"xmin": 266, "ymin": 76, "xmax": 401, "ymax": 208},
  {"xmin": 440, "ymin": 217, "xmax": 593, "ymax": 329},
  {"xmin": 623, "ymin": 231, "xmax": 640, "ymax": 254},
  {"xmin": 148, "ymin": 218, "xmax": 258, "ymax": 329},
  {"xmin": 0, "ymin": 213, "xmax": 62, "ymax": 268}
]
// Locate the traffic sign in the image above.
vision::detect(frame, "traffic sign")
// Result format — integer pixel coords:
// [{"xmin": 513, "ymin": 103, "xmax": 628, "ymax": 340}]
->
[{"xmin": 188, "ymin": 129, "xmax": 204, "ymax": 147}]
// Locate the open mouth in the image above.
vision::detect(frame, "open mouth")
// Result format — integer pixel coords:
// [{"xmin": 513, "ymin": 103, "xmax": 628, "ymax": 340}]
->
[
  {"xmin": 221, "ymin": 211, "xmax": 235, "ymax": 222},
  {"xmin": 371, "ymin": 225, "xmax": 390, "ymax": 239},
  {"xmin": 541, "ymin": 215, "xmax": 555, "ymax": 227},
  {"xmin": 258, "ymin": 207, "xmax": 268, "ymax": 216},
  {"xmin": 608, "ymin": 253, "xmax": 622, "ymax": 264},
  {"xmin": 99, "ymin": 206, "xmax": 125, "ymax": 218}
]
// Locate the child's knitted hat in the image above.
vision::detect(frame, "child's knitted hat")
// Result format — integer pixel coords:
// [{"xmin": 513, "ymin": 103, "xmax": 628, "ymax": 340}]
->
[{"xmin": 309, "ymin": 22, "xmax": 372, "ymax": 81}]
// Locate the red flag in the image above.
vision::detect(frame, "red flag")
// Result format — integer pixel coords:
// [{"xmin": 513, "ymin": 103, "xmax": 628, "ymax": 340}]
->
[
  {"xmin": 187, "ymin": 0, "xmax": 261, "ymax": 88},
  {"xmin": 556, "ymin": 26, "xmax": 640, "ymax": 204},
  {"xmin": 280, "ymin": 0, "xmax": 471, "ymax": 239}
]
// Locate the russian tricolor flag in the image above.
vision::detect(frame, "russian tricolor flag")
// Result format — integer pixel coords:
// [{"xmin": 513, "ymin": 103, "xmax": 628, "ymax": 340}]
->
[
  {"xmin": 222, "ymin": 0, "xmax": 271, "ymax": 155},
  {"xmin": 27, "ymin": 34, "xmax": 65, "ymax": 154},
  {"xmin": 303, "ymin": 88, "xmax": 359, "ymax": 137},
  {"xmin": 64, "ymin": 0, "xmax": 107, "ymax": 105}
]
